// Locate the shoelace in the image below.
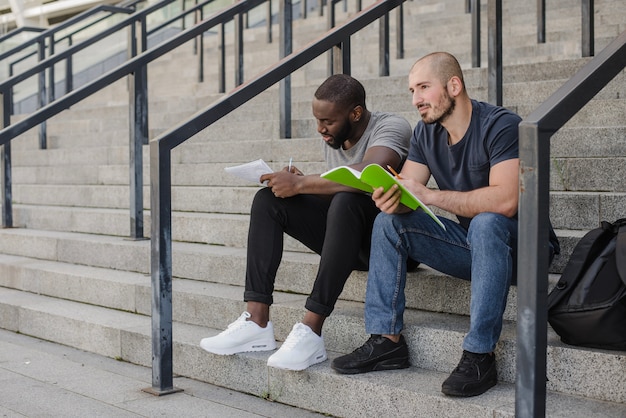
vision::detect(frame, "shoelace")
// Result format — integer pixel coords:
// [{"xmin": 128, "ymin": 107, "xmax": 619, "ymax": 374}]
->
[
  {"xmin": 223, "ymin": 313, "xmax": 251, "ymax": 334},
  {"xmin": 281, "ymin": 325, "xmax": 309, "ymax": 350},
  {"xmin": 455, "ymin": 352, "xmax": 485, "ymax": 376}
]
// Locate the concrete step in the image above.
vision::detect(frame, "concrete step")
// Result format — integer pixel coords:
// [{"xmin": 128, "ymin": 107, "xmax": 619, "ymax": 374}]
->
[
  {"xmin": 0, "ymin": 225, "xmax": 586, "ymax": 307},
  {"xmin": 0, "ymin": 285, "xmax": 624, "ymax": 413},
  {"xmin": 9, "ymin": 177, "xmax": 626, "ymax": 229}
]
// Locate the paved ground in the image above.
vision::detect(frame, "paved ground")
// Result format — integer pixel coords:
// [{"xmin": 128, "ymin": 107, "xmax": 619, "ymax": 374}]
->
[{"xmin": 0, "ymin": 329, "xmax": 324, "ymax": 417}]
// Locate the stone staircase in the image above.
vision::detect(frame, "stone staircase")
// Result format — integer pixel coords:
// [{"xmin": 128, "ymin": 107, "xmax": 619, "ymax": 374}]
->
[{"xmin": 0, "ymin": 0, "xmax": 625, "ymax": 416}]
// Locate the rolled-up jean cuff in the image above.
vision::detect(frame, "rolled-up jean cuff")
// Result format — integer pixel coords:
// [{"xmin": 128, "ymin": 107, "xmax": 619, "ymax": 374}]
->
[
  {"xmin": 305, "ymin": 297, "xmax": 333, "ymax": 317},
  {"xmin": 243, "ymin": 290, "xmax": 273, "ymax": 306}
]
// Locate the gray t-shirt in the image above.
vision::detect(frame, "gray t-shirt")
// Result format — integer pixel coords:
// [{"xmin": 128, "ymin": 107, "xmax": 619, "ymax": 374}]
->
[{"xmin": 325, "ymin": 111, "xmax": 412, "ymax": 169}]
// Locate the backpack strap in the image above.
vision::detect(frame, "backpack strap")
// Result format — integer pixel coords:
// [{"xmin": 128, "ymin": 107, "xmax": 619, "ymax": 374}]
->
[{"xmin": 615, "ymin": 219, "xmax": 626, "ymax": 286}]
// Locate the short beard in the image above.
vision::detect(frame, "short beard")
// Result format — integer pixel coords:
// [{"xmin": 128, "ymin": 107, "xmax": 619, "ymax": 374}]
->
[
  {"xmin": 423, "ymin": 91, "xmax": 456, "ymax": 125},
  {"xmin": 324, "ymin": 117, "xmax": 352, "ymax": 149}
]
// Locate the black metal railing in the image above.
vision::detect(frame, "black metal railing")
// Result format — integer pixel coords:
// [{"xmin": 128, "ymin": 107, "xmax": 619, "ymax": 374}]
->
[
  {"xmin": 516, "ymin": 29, "xmax": 626, "ymax": 418},
  {"xmin": 148, "ymin": 0, "xmax": 407, "ymax": 394},
  {"xmin": 0, "ymin": 0, "xmax": 247, "ymax": 237},
  {"xmin": 0, "ymin": 0, "xmax": 614, "ymax": 412}
]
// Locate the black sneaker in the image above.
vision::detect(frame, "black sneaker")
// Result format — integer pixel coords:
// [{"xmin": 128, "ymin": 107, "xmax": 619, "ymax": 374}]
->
[
  {"xmin": 331, "ymin": 335, "xmax": 410, "ymax": 374},
  {"xmin": 441, "ymin": 350, "xmax": 497, "ymax": 397}
]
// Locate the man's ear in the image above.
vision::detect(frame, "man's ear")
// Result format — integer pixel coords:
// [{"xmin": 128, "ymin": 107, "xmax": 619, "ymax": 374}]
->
[
  {"xmin": 352, "ymin": 105, "xmax": 364, "ymax": 122},
  {"xmin": 447, "ymin": 76, "xmax": 463, "ymax": 97}
]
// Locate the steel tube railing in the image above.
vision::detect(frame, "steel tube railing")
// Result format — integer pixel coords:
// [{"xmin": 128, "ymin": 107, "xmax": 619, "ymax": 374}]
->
[{"xmin": 516, "ymin": 29, "xmax": 626, "ymax": 417}]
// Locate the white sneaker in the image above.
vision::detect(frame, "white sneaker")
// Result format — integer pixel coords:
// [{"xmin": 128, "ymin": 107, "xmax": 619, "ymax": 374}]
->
[
  {"xmin": 267, "ymin": 323, "xmax": 327, "ymax": 370},
  {"xmin": 200, "ymin": 312, "xmax": 276, "ymax": 355}
]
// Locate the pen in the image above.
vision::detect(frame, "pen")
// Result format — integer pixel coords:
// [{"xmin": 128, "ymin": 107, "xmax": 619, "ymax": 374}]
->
[
  {"xmin": 387, "ymin": 165, "xmax": 403, "ymax": 179},
  {"xmin": 288, "ymin": 157, "xmax": 293, "ymax": 172}
]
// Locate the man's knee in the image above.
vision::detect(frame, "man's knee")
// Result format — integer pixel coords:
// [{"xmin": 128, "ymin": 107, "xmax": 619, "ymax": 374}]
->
[
  {"xmin": 468, "ymin": 212, "xmax": 515, "ymax": 239},
  {"xmin": 251, "ymin": 187, "xmax": 279, "ymax": 216}
]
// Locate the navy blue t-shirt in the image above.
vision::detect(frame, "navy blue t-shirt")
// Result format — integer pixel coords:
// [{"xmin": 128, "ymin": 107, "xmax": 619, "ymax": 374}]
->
[{"xmin": 408, "ymin": 99, "xmax": 522, "ymax": 229}]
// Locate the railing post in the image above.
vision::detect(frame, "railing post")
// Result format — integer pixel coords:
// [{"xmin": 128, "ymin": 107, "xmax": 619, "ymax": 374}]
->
[
  {"xmin": 517, "ymin": 122, "xmax": 551, "ymax": 418},
  {"xmin": 66, "ymin": 37, "xmax": 74, "ymax": 93},
  {"xmin": 48, "ymin": 34, "xmax": 56, "ymax": 106},
  {"xmin": 471, "ymin": 0, "xmax": 480, "ymax": 67},
  {"xmin": 235, "ymin": 12, "xmax": 244, "ymax": 86},
  {"xmin": 0, "ymin": 90, "xmax": 12, "ymax": 228},
  {"xmin": 378, "ymin": 12, "xmax": 389, "ymax": 76},
  {"xmin": 487, "ymin": 0, "xmax": 502, "ymax": 105},
  {"xmin": 537, "ymin": 0, "xmax": 545, "ymax": 43},
  {"xmin": 196, "ymin": 8, "xmax": 205, "ymax": 83},
  {"xmin": 267, "ymin": 0, "xmax": 272, "ymax": 43},
  {"xmin": 145, "ymin": 139, "xmax": 182, "ymax": 396},
  {"xmin": 218, "ymin": 23, "xmax": 226, "ymax": 93},
  {"xmin": 37, "ymin": 38, "xmax": 47, "ymax": 149},
  {"xmin": 334, "ymin": 38, "xmax": 351, "ymax": 75},
  {"xmin": 127, "ymin": 17, "xmax": 147, "ymax": 240},
  {"xmin": 581, "ymin": 0, "xmax": 594, "ymax": 57},
  {"xmin": 326, "ymin": 0, "xmax": 336, "ymax": 77},
  {"xmin": 279, "ymin": 0, "xmax": 293, "ymax": 139},
  {"xmin": 395, "ymin": 4, "xmax": 404, "ymax": 60}
]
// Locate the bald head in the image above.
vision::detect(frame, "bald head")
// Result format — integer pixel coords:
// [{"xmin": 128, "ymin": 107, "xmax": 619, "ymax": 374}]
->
[{"xmin": 410, "ymin": 52, "xmax": 466, "ymax": 93}]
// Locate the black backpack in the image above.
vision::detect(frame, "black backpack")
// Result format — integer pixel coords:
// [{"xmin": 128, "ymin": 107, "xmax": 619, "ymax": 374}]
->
[{"xmin": 547, "ymin": 218, "xmax": 626, "ymax": 351}]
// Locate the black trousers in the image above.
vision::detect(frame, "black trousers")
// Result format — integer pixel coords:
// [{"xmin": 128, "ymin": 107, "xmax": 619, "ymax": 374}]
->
[{"xmin": 244, "ymin": 187, "xmax": 380, "ymax": 317}]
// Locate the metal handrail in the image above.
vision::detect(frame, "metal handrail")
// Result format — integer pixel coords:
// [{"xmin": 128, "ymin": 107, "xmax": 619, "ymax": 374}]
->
[
  {"xmin": 0, "ymin": 4, "xmax": 137, "ymax": 63},
  {"xmin": 516, "ymin": 29, "xmax": 626, "ymax": 418},
  {"xmin": 148, "ymin": 0, "xmax": 406, "ymax": 394},
  {"xmin": 0, "ymin": 26, "xmax": 45, "ymax": 44},
  {"xmin": 0, "ymin": 0, "xmax": 270, "ymax": 237},
  {"xmin": 7, "ymin": 7, "xmax": 139, "ymax": 75}
]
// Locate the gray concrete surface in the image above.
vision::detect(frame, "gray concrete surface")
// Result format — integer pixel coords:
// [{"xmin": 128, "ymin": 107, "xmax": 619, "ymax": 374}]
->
[{"xmin": 0, "ymin": 329, "xmax": 323, "ymax": 417}]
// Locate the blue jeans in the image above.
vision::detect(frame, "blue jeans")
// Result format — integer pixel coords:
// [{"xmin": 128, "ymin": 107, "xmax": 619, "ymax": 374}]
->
[{"xmin": 364, "ymin": 211, "xmax": 518, "ymax": 354}]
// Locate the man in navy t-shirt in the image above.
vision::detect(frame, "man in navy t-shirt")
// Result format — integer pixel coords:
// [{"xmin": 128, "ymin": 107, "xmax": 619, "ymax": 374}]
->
[{"xmin": 332, "ymin": 52, "xmax": 559, "ymax": 397}]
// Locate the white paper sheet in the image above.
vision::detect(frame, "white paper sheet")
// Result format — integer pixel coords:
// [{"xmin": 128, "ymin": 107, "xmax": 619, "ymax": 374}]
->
[{"xmin": 224, "ymin": 159, "xmax": 273, "ymax": 185}]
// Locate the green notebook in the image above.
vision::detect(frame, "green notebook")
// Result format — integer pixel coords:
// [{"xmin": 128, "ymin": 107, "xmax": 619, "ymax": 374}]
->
[{"xmin": 321, "ymin": 163, "xmax": 446, "ymax": 230}]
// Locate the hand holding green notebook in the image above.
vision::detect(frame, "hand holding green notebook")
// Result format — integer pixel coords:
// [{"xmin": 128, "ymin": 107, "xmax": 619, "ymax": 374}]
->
[{"xmin": 320, "ymin": 163, "xmax": 446, "ymax": 230}]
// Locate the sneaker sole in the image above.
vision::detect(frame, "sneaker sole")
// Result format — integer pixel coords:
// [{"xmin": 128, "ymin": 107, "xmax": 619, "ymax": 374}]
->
[
  {"xmin": 200, "ymin": 338, "xmax": 277, "ymax": 355},
  {"xmin": 267, "ymin": 350, "xmax": 328, "ymax": 371},
  {"xmin": 331, "ymin": 357, "xmax": 410, "ymax": 374}
]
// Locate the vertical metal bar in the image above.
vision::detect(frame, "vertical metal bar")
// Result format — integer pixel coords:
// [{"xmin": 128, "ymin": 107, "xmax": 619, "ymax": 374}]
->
[
  {"xmin": 197, "ymin": 9, "xmax": 204, "ymax": 83},
  {"xmin": 302, "ymin": 0, "xmax": 307, "ymax": 19},
  {"xmin": 48, "ymin": 35, "xmax": 55, "ymax": 104},
  {"xmin": 279, "ymin": 0, "xmax": 292, "ymax": 139},
  {"xmin": 128, "ymin": 18, "xmax": 147, "ymax": 240},
  {"xmin": 581, "ymin": 0, "xmax": 594, "ymax": 57},
  {"xmin": 471, "ymin": 0, "xmax": 480, "ymax": 68},
  {"xmin": 66, "ymin": 37, "xmax": 73, "ymax": 94},
  {"xmin": 37, "ymin": 39, "xmax": 47, "ymax": 149},
  {"xmin": 517, "ymin": 122, "xmax": 551, "ymax": 418},
  {"xmin": 396, "ymin": 4, "xmax": 404, "ymax": 60},
  {"xmin": 145, "ymin": 139, "xmax": 181, "ymax": 396},
  {"xmin": 326, "ymin": 0, "xmax": 335, "ymax": 77},
  {"xmin": 334, "ymin": 37, "xmax": 351, "ymax": 75},
  {"xmin": 235, "ymin": 13, "xmax": 244, "ymax": 86},
  {"xmin": 319, "ymin": 0, "xmax": 324, "ymax": 17},
  {"xmin": 537, "ymin": 0, "xmax": 545, "ymax": 43},
  {"xmin": 267, "ymin": 0, "xmax": 273, "ymax": 43},
  {"xmin": 487, "ymin": 0, "xmax": 502, "ymax": 106},
  {"xmin": 0, "ymin": 90, "xmax": 12, "ymax": 228},
  {"xmin": 379, "ymin": 13, "xmax": 389, "ymax": 76},
  {"xmin": 465, "ymin": 0, "xmax": 471, "ymax": 13},
  {"xmin": 356, "ymin": 0, "xmax": 362, "ymax": 12},
  {"xmin": 218, "ymin": 23, "xmax": 226, "ymax": 93}
]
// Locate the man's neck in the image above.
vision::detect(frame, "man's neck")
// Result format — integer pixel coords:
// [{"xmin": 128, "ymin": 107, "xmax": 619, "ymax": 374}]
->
[
  {"xmin": 442, "ymin": 98, "xmax": 472, "ymax": 145},
  {"xmin": 343, "ymin": 110, "xmax": 371, "ymax": 150}
]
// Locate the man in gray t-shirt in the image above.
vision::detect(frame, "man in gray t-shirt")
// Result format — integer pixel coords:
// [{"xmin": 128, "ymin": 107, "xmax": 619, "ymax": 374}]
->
[{"xmin": 200, "ymin": 74, "xmax": 412, "ymax": 371}]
